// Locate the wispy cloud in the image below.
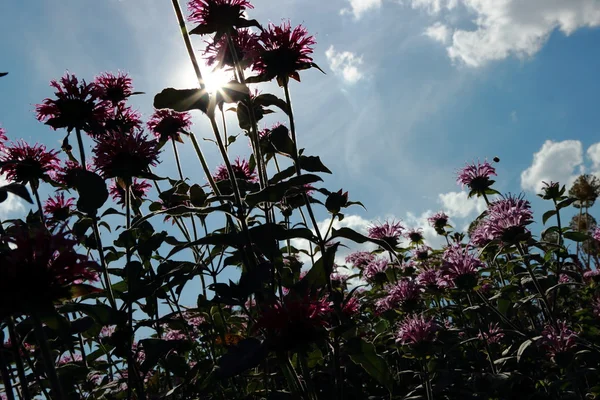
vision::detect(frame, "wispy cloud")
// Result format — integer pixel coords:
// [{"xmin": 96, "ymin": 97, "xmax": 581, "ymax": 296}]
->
[
  {"xmin": 325, "ymin": 46, "xmax": 365, "ymax": 84},
  {"xmin": 340, "ymin": 0, "xmax": 382, "ymax": 20}
]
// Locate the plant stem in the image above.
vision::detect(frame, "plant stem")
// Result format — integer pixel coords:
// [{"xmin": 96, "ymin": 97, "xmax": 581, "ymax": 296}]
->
[
  {"xmin": 91, "ymin": 219, "xmax": 117, "ymax": 309},
  {"xmin": 170, "ymin": 0, "xmax": 206, "ymax": 91},
  {"xmin": 31, "ymin": 184, "xmax": 45, "ymax": 224},
  {"xmin": 8, "ymin": 320, "xmax": 31, "ymax": 400},
  {"xmin": 75, "ymin": 128, "xmax": 87, "ymax": 169},
  {"xmin": 172, "ymin": 139, "xmax": 185, "ymax": 181},
  {"xmin": 0, "ymin": 333, "xmax": 16, "ymax": 400},
  {"xmin": 298, "ymin": 352, "xmax": 318, "ymax": 400},
  {"xmin": 516, "ymin": 243, "xmax": 555, "ymax": 325},
  {"xmin": 32, "ymin": 313, "xmax": 65, "ymax": 400}
]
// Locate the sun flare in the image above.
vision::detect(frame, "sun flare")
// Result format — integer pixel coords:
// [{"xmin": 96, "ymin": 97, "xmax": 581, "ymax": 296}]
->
[{"xmin": 177, "ymin": 63, "xmax": 233, "ymax": 95}]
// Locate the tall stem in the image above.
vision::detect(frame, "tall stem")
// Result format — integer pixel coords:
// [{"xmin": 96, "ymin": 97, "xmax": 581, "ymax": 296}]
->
[
  {"xmin": 32, "ymin": 313, "xmax": 65, "ymax": 399},
  {"xmin": 8, "ymin": 320, "xmax": 31, "ymax": 400},
  {"xmin": 91, "ymin": 220, "xmax": 117, "ymax": 309},
  {"xmin": 75, "ymin": 128, "xmax": 87, "ymax": 169},
  {"xmin": 516, "ymin": 243, "xmax": 554, "ymax": 325},
  {"xmin": 31, "ymin": 184, "xmax": 45, "ymax": 224},
  {"xmin": 171, "ymin": 140, "xmax": 185, "ymax": 181},
  {"xmin": 170, "ymin": 0, "xmax": 206, "ymax": 90},
  {"xmin": 124, "ymin": 181, "xmax": 134, "ymax": 400},
  {"xmin": 0, "ymin": 333, "xmax": 16, "ymax": 400}
]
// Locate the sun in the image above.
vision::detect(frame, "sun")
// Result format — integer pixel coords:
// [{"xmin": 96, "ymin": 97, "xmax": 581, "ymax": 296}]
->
[{"xmin": 176, "ymin": 63, "xmax": 234, "ymax": 95}]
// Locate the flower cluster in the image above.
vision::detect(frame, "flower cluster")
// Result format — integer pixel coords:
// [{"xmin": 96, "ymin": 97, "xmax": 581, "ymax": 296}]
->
[{"xmin": 396, "ymin": 314, "xmax": 439, "ymax": 346}]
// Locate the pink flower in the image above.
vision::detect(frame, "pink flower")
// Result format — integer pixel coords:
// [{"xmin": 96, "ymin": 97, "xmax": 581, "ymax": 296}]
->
[
  {"xmin": 368, "ymin": 219, "xmax": 404, "ymax": 245},
  {"xmin": 486, "ymin": 194, "xmax": 533, "ymax": 243},
  {"xmin": 540, "ymin": 320, "xmax": 577, "ymax": 358},
  {"xmin": 58, "ymin": 353, "xmax": 83, "ymax": 365},
  {"xmin": 162, "ymin": 326, "xmax": 187, "ymax": 341},
  {"xmin": 0, "ymin": 140, "xmax": 60, "ymax": 184},
  {"xmin": 93, "ymin": 131, "xmax": 161, "ymax": 179},
  {"xmin": 44, "ymin": 192, "xmax": 75, "ymax": 222},
  {"xmin": 558, "ymin": 274, "xmax": 572, "ymax": 283},
  {"xmin": 583, "ymin": 269, "xmax": 600, "ymax": 281},
  {"xmin": 109, "ymin": 178, "xmax": 151, "ymax": 206},
  {"xmin": 345, "ymin": 251, "xmax": 375, "ymax": 268},
  {"xmin": 204, "ymin": 28, "xmax": 260, "ymax": 68},
  {"xmin": 0, "ymin": 222, "xmax": 98, "ymax": 319},
  {"xmin": 53, "ymin": 160, "xmax": 90, "ymax": 187},
  {"xmin": 416, "ymin": 269, "xmax": 449, "ymax": 290},
  {"xmin": 187, "ymin": 0, "xmax": 253, "ymax": 35},
  {"xmin": 456, "ymin": 160, "xmax": 496, "ymax": 194},
  {"xmin": 477, "ymin": 322, "xmax": 504, "ymax": 345},
  {"xmin": 376, "ymin": 280, "xmax": 423, "ymax": 312},
  {"xmin": 363, "ymin": 258, "xmax": 389, "ymax": 282},
  {"xmin": 405, "ymin": 228, "xmax": 425, "ymax": 245},
  {"xmin": 147, "ymin": 109, "xmax": 192, "ymax": 143},
  {"xmin": 592, "ymin": 227, "xmax": 600, "ymax": 242},
  {"xmin": 442, "ymin": 244, "xmax": 484, "ymax": 286},
  {"xmin": 342, "ymin": 295, "xmax": 360, "ymax": 316},
  {"xmin": 212, "ymin": 157, "xmax": 256, "ymax": 183},
  {"xmin": 94, "ymin": 104, "xmax": 143, "ymax": 137},
  {"xmin": 428, "ymin": 211, "xmax": 449, "ymax": 231},
  {"xmin": 413, "ymin": 245, "xmax": 431, "ymax": 261},
  {"xmin": 470, "ymin": 220, "xmax": 494, "ymax": 247},
  {"xmin": 94, "ymin": 71, "xmax": 134, "ymax": 106},
  {"xmin": 0, "ymin": 127, "xmax": 7, "ymax": 149},
  {"xmin": 35, "ymin": 73, "xmax": 109, "ymax": 133},
  {"xmin": 253, "ymin": 21, "xmax": 317, "ymax": 85},
  {"xmin": 396, "ymin": 314, "xmax": 438, "ymax": 345}
]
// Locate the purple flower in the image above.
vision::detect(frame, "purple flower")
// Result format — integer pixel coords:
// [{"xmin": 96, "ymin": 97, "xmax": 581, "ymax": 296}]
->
[
  {"xmin": 342, "ymin": 295, "xmax": 360, "ymax": 316},
  {"xmin": 486, "ymin": 194, "xmax": 533, "ymax": 243},
  {"xmin": 94, "ymin": 71, "xmax": 134, "ymax": 106},
  {"xmin": 428, "ymin": 211, "xmax": 449, "ymax": 232},
  {"xmin": 396, "ymin": 314, "xmax": 438, "ymax": 346},
  {"xmin": 345, "ymin": 251, "xmax": 375, "ymax": 268},
  {"xmin": 204, "ymin": 28, "xmax": 259, "ymax": 68},
  {"xmin": 252, "ymin": 21, "xmax": 317, "ymax": 86},
  {"xmin": 540, "ymin": 320, "xmax": 577, "ymax": 358},
  {"xmin": 363, "ymin": 258, "xmax": 389, "ymax": 282},
  {"xmin": 405, "ymin": 228, "xmax": 425, "ymax": 245},
  {"xmin": 93, "ymin": 131, "xmax": 161, "ymax": 180},
  {"xmin": 53, "ymin": 160, "xmax": 90, "ymax": 188},
  {"xmin": 213, "ymin": 157, "xmax": 256, "ymax": 183},
  {"xmin": 35, "ymin": 73, "xmax": 109, "ymax": 133},
  {"xmin": 0, "ymin": 141, "xmax": 60, "ymax": 184},
  {"xmin": 147, "ymin": 109, "xmax": 192, "ymax": 143},
  {"xmin": 413, "ymin": 245, "xmax": 431, "ymax": 261},
  {"xmin": 44, "ymin": 192, "xmax": 75, "ymax": 222},
  {"xmin": 442, "ymin": 244, "xmax": 484, "ymax": 287},
  {"xmin": 583, "ymin": 269, "xmax": 600, "ymax": 282},
  {"xmin": 477, "ymin": 323, "xmax": 504, "ymax": 345},
  {"xmin": 95, "ymin": 104, "xmax": 143, "ymax": 137},
  {"xmin": 470, "ymin": 220, "xmax": 494, "ymax": 247},
  {"xmin": 376, "ymin": 280, "xmax": 423, "ymax": 312},
  {"xmin": 187, "ymin": 0, "xmax": 253, "ymax": 36},
  {"xmin": 109, "ymin": 178, "xmax": 152, "ymax": 206},
  {"xmin": 0, "ymin": 127, "xmax": 7, "ymax": 149},
  {"xmin": 456, "ymin": 160, "xmax": 496, "ymax": 195},
  {"xmin": 368, "ymin": 219, "xmax": 404, "ymax": 245},
  {"xmin": 416, "ymin": 269, "xmax": 449, "ymax": 290},
  {"xmin": 58, "ymin": 353, "xmax": 83, "ymax": 365},
  {"xmin": 592, "ymin": 227, "xmax": 600, "ymax": 242}
]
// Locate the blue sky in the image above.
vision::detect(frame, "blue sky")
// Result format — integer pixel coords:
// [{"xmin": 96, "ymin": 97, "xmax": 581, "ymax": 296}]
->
[{"xmin": 2, "ymin": 0, "xmax": 600, "ymax": 251}]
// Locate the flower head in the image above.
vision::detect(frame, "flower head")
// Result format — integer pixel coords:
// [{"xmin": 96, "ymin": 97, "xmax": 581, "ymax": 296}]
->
[
  {"xmin": 0, "ymin": 141, "xmax": 60, "ymax": 184},
  {"xmin": 342, "ymin": 295, "xmax": 360, "ymax": 316},
  {"xmin": 363, "ymin": 258, "xmax": 389, "ymax": 282},
  {"xmin": 212, "ymin": 157, "xmax": 256, "ymax": 183},
  {"xmin": 368, "ymin": 219, "xmax": 404, "ymax": 246},
  {"xmin": 188, "ymin": 0, "xmax": 254, "ymax": 37},
  {"xmin": 253, "ymin": 21, "xmax": 317, "ymax": 86},
  {"xmin": 0, "ymin": 127, "xmax": 7, "ymax": 149},
  {"xmin": 0, "ymin": 222, "xmax": 98, "ymax": 318},
  {"xmin": 109, "ymin": 178, "xmax": 151, "ymax": 206},
  {"xmin": 94, "ymin": 104, "xmax": 143, "ymax": 137},
  {"xmin": 457, "ymin": 160, "xmax": 496, "ymax": 196},
  {"xmin": 44, "ymin": 192, "xmax": 75, "ymax": 222},
  {"xmin": 405, "ymin": 228, "xmax": 425, "ymax": 245},
  {"xmin": 35, "ymin": 73, "xmax": 108, "ymax": 133},
  {"xmin": 478, "ymin": 323, "xmax": 504, "ymax": 345},
  {"xmin": 376, "ymin": 280, "xmax": 423, "ymax": 312},
  {"xmin": 592, "ymin": 227, "xmax": 600, "ymax": 242},
  {"xmin": 345, "ymin": 251, "xmax": 375, "ymax": 268},
  {"xmin": 469, "ymin": 219, "xmax": 494, "ymax": 248},
  {"xmin": 93, "ymin": 131, "xmax": 161, "ymax": 180},
  {"xmin": 428, "ymin": 211, "xmax": 449, "ymax": 233},
  {"xmin": 540, "ymin": 320, "xmax": 577, "ymax": 358},
  {"xmin": 396, "ymin": 314, "xmax": 438, "ymax": 346},
  {"xmin": 486, "ymin": 194, "xmax": 533, "ymax": 243},
  {"xmin": 94, "ymin": 71, "xmax": 134, "ymax": 106},
  {"xmin": 204, "ymin": 28, "xmax": 259, "ymax": 68},
  {"xmin": 442, "ymin": 244, "xmax": 484, "ymax": 288},
  {"xmin": 147, "ymin": 109, "xmax": 192, "ymax": 143},
  {"xmin": 54, "ymin": 160, "xmax": 89, "ymax": 188}
]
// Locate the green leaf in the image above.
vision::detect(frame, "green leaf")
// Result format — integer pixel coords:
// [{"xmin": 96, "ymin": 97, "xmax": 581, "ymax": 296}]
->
[
  {"xmin": 0, "ymin": 183, "xmax": 33, "ymax": 203},
  {"xmin": 215, "ymin": 338, "xmax": 267, "ymax": 379},
  {"xmin": 516, "ymin": 339, "xmax": 533, "ymax": 363},
  {"xmin": 154, "ymin": 88, "xmax": 211, "ymax": 115},
  {"xmin": 331, "ymin": 227, "xmax": 395, "ymax": 252},
  {"xmin": 245, "ymin": 174, "xmax": 323, "ymax": 208},
  {"xmin": 347, "ymin": 338, "xmax": 394, "ymax": 393},
  {"xmin": 73, "ymin": 170, "xmax": 109, "ymax": 215},
  {"xmin": 253, "ymin": 94, "xmax": 290, "ymax": 115},
  {"xmin": 139, "ymin": 339, "xmax": 191, "ymax": 373},
  {"xmin": 269, "ymin": 166, "xmax": 296, "ymax": 184},
  {"xmin": 557, "ymin": 198, "xmax": 576, "ymax": 210},
  {"xmin": 564, "ymin": 231, "xmax": 589, "ymax": 242},
  {"xmin": 299, "ymin": 156, "xmax": 332, "ymax": 174},
  {"xmin": 542, "ymin": 210, "xmax": 557, "ymax": 225},
  {"xmin": 0, "ymin": 72, "xmax": 7, "ymax": 77},
  {"xmin": 60, "ymin": 302, "xmax": 126, "ymax": 326}
]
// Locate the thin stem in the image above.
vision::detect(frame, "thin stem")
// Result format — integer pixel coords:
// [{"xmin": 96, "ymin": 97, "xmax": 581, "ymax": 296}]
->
[
  {"xmin": 221, "ymin": 108, "xmax": 228, "ymax": 153},
  {"xmin": 75, "ymin": 128, "xmax": 87, "ymax": 169},
  {"xmin": 8, "ymin": 320, "xmax": 31, "ymax": 400},
  {"xmin": 170, "ymin": 0, "xmax": 205, "ymax": 90},
  {"xmin": 125, "ymin": 181, "xmax": 134, "ymax": 400},
  {"xmin": 172, "ymin": 140, "xmax": 185, "ymax": 181},
  {"xmin": 189, "ymin": 133, "xmax": 221, "ymax": 197},
  {"xmin": 0, "ymin": 334, "xmax": 16, "ymax": 400},
  {"xmin": 31, "ymin": 184, "xmax": 45, "ymax": 224},
  {"xmin": 91, "ymin": 219, "xmax": 117, "ymax": 309},
  {"xmin": 32, "ymin": 313, "xmax": 65, "ymax": 400},
  {"xmin": 298, "ymin": 353, "xmax": 318, "ymax": 400},
  {"xmin": 516, "ymin": 243, "xmax": 555, "ymax": 325}
]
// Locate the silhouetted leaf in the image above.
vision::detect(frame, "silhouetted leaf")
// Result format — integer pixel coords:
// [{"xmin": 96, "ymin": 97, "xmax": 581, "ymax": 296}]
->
[
  {"xmin": 299, "ymin": 156, "xmax": 331, "ymax": 174},
  {"xmin": 348, "ymin": 338, "xmax": 394, "ymax": 393},
  {"xmin": 73, "ymin": 170, "xmax": 108, "ymax": 215},
  {"xmin": 154, "ymin": 88, "xmax": 211, "ymax": 115},
  {"xmin": 0, "ymin": 183, "xmax": 33, "ymax": 203},
  {"xmin": 215, "ymin": 338, "xmax": 267, "ymax": 379},
  {"xmin": 246, "ymin": 174, "xmax": 323, "ymax": 208}
]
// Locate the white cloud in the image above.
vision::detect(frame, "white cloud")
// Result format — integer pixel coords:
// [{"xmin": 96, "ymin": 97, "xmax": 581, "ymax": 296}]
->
[
  {"xmin": 325, "ymin": 46, "xmax": 365, "ymax": 84},
  {"xmin": 438, "ymin": 191, "xmax": 486, "ymax": 219},
  {"xmin": 0, "ymin": 176, "xmax": 26, "ymax": 220},
  {"xmin": 414, "ymin": 0, "xmax": 600, "ymax": 67},
  {"xmin": 521, "ymin": 140, "xmax": 583, "ymax": 193},
  {"xmin": 511, "ymin": 110, "xmax": 518, "ymax": 123},
  {"xmin": 341, "ymin": 0, "xmax": 382, "ymax": 19},
  {"xmin": 587, "ymin": 143, "xmax": 600, "ymax": 173},
  {"xmin": 424, "ymin": 22, "xmax": 452, "ymax": 44}
]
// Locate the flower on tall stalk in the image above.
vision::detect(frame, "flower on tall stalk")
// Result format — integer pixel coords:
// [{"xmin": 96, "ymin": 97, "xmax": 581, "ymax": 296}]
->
[
  {"xmin": 413, "ymin": 245, "xmax": 431, "ymax": 261},
  {"xmin": 0, "ymin": 127, "xmax": 7, "ymax": 149},
  {"xmin": 477, "ymin": 323, "xmax": 504, "ymax": 345},
  {"xmin": 486, "ymin": 194, "xmax": 533, "ymax": 243},
  {"xmin": 428, "ymin": 211, "xmax": 449, "ymax": 234},
  {"xmin": 53, "ymin": 160, "xmax": 90, "ymax": 188},
  {"xmin": 376, "ymin": 280, "xmax": 423, "ymax": 312},
  {"xmin": 442, "ymin": 244, "xmax": 484, "ymax": 289},
  {"xmin": 94, "ymin": 104, "xmax": 143, "ymax": 137},
  {"xmin": 457, "ymin": 160, "xmax": 497, "ymax": 197},
  {"xmin": 416, "ymin": 269, "xmax": 449, "ymax": 290},
  {"xmin": 254, "ymin": 292, "xmax": 332, "ymax": 350},
  {"xmin": 368, "ymin": 219, "xmax": 404, "ymax": 246},
  {"xmin": 147, "ymin": 109, "xmax": 192, "ymax": 143},
  {"xmin": 363, "ymin": 258, "xmax": 390, "ymax": 283},
  {"xmin": 204, "ymin": 28, "xmax": 260, "ymax": 69},
  {"xmin": 251, "ymin": 21, "xmax": 322, "ymax": 86},
  {"xmin": 109, "ymin": 178, "xmax": 151, "ymax": 206},
  {"xmin": 0, "ymin": 221, "xmax": 98, "ymax": 319},
  {"xmin": 94, "ymin": 71, "xmax": 134, "ymax": 106},
  {"xmin": 469, "ymin": 219, "xmax": 494, "ymax": 248},
  {"xmin": 396, "ymin": 314, "xmax": 439, "ymax": 346},
  {"xmin": 35, "ymin": 73, "xmax": 108, "ymax": 133},
  {"xmin": 342, "ymin": 295, "xmax": 360, "ymax": 316},
  {"xmin": 187, "ymin": 0, "xmax": 257, "ymax": 39},
  {"xmin": 0, "ymin": 141, "xmax": 60, "ymax": 185},
  {"xmin": 44, "ymin": 192, "xmax": 75, "ymax": 222},
  {"xmin": 212, "ymin": 157, "xmax": 256, "ymax": 183},
  {"xmin": 93, "ymin": 130, "xmax": 161, "ymax": 180},
  {"xmin": 540, "ymin": 320, "xmax": 578, "ymax": 359},
  {"xmin": 405, "ymin": 228, "xmax": 425, "ymax": 246},
  {"xmin": 345, "ymin": 251, "xmax": 375, "ymax": 269}
]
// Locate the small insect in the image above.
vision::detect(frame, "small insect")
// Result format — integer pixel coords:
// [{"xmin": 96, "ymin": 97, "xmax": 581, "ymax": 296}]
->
[{"xmin": 493, "ymin": 157, "xmax": 500, "ymax": 163}]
